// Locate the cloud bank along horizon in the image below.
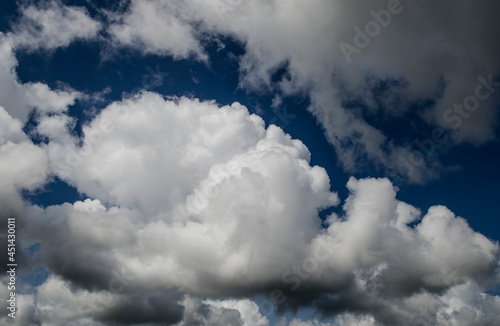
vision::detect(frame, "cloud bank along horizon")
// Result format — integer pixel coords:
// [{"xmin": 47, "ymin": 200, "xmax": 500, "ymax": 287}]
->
[{"xmin": 0, "ymin": 0, "xmax": 499, "ymax": 325}]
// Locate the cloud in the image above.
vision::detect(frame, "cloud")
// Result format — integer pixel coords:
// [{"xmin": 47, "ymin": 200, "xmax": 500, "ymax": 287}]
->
[
  {"xmin": 107, "ymin": 0, "xmax": 207, "ymax": 61},
  {"xmin": 6, "ymin": 0, "xmax": 498, "ymax": 183},
  {"xmin": 0, "ymin": 105, "xmax": 48, "ymax": 256},
  {"xmin": 122, "ymin": 0, "xmax": 500, "ymax": 183},
  {"xmin": 10, "ymin": 92, "xmax": 497, "ymax": 324},
  {"xmin": 10, "ymin": 0, "xmax": 102, "ymax": 51},
  {"xmin": 177, "ymin": 296, "xmax": 245, "ymax": 326},
  {"xmin": 32, "ymin": 92, "xmax": 337, "ymax": 293},
  {"xmin": 316, "ymin": 178, "xmax": 498, "ymax": 290},
  {"xmin": 0, "ymin": 33, "xmax": 80, "ymax": 122},
  {"xmin": 0, "ymin": 1, "xmax": 99, "ymax": 124},
  {"xmin": 13, "ymin": 0, "xmax": 497, "ymax": 182},
  {"xmin": 0, "ymin": 106, "xmax": 49, "ymax": 326},
  {"xmin": 0, "ymin": 1, "xmax": 499, "ymax": 324},
  {"xmin": 305, "ymin": 177, "xmax": 500, "ymax": 324},
  {"xmin": 203, "ymin": 298, "xmax": 269, "ymax": 326},
  {"xmin": 0, "ymin": 276, "xmax": 265, "ymax": 326},
  {"xmin": 0, "ymin": 281, "xmax": 37, "ymax": 326}
]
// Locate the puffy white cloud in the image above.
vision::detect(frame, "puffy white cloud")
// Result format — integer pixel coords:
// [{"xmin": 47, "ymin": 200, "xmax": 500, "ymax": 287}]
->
[
  {"xmin": 11, "ymin": 0, "xmax": 101, "ymax": 51},
  {"xmin": 0, "ymin": 2, "xmax": 499, "ymax": 323},
  {"xmin": 107, "ymin": 0, "xmax": 207, "ymax": 60},
  {"xmin": 0, "ymin": 33, "xmax": 79, "ymax": 122},
  {"xmin": 45, "ymin": 92, "xmax": 335, "ymax": 219},
  {"xmin": 0, "ymin": 106, "xmax": 48, "ymax": 206},
  {"xmin": 435, "ymin": 281, "xmax": 500, "ymax": 326},
  {"xmin": 177, "ymin": 296, "xmax": 246, "ymax": 326},
  {"xmin": 15, "ymin": 92, "xmax": 498, "ymax": 325},
  {"xmin": 303, "ymin": 177, "xmax": 499, "ymax": 324},
  {"xmin": 31, "ymin": 92, "xmax": 337, "ymax": 295},
  {"xmin": 327, "ymin": 178, "xmax": 496, "ymax": 286},
  {"xmin": 30, "ymin": 276, "xmax": 117, "ymax": 325},
  {"xmin": 314, "ymin": 178, "xmax": 498, "ymax": 287},
  {"xmin": 204, "ymin": 298, "xmax": 269, "ymax": 326}
]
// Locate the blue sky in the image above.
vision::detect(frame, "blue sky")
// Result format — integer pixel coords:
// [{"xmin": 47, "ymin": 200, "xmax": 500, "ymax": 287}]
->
[{"xmin": 1, "ymin": 1, "xmax": 499, "ymax": 325}]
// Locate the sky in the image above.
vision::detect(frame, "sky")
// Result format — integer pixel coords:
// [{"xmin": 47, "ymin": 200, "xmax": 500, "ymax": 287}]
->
[{"xmin": 0, "ymin": 0, "xmax": 499, "ymax": 325}]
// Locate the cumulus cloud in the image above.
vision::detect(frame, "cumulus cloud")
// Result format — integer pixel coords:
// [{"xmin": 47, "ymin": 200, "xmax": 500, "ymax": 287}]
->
[
  {"xmin": 9, "ymin": 92, "xmax": 497, "ymax": 325},
  {"xmin": 32, "ymin": 92, "xmax": 337, "ymax": 293},
  {"xmin": 314, "ymin": 178, "xmax": 498, "ymax": 291},
  {"xmin": 1, "ymin": 1, "xmax": 499, "ymax": 325},
  {"xmin": 306, "ymin": 177, "xmax": 500, "ymax": 324}
]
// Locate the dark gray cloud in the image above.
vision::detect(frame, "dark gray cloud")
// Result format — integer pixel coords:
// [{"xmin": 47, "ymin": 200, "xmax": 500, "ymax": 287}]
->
[{"xmin": 99, "ymin": 292, "xmax": 185, "ymax": 325}]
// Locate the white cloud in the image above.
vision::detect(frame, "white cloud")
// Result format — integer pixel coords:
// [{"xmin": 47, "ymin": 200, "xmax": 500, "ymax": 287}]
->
[
  {"xmin": 435, "ymin": 281, "xmax": 500, "ymax": 326},
  {"xmin": 107, "ymin": 0, "xmax": 207, "ymax": 61},
  {"xmin": 176, "ymin": 296, "xmax": 244, "ymax": 325},
  {"xmin": 45, "ymin": 92, "xmax": 336, "ymax": 219},
  {"xmin": 11, "ymin": 0, "xmax": 101, "ymax": 51},
  {"xmin": 11, "ymin": 0, "xmax": 489, "ymax": 182},
  {"xmin": 33, "ymin": 92, "xmax": 337, "ymax": 296},
  {"xmin": 0, "ymin": 2, "xmax": 97, "ymax": 125},
  {"xmin": 0, "ymin": 107, "xmax": 49, "ymax": 325},
  {"xmin": 311, "ymin": 177, "xmax": 498, "ymax": 291},
  {"xmin": 137, "ymin": 0, "xmax": 500, "ymax": 183},
  {"xmin": 0, "ymin": 280, "xmax": 37, "ymax": 326},
  {"xmin": 205, "ymin": 298, "xmax": 269, "ymax": 326},
  {"xmin": 0, "ymin": 33, "xmax": 80, "ymax": 122},
  {"xmin": 0, "ymin": 1, "xmax": 499, "ymax": 324},
  {"xmin": 16, "ymin": 92, "xmax": 498, "ymax": 325},
  {"xmin": 0, "ymin": 106, "xmax": 48, "ymax": 197},
  {"xmin": 32, "ymin": 276, "xmax": 117, "ymax": 326},
  {"xmin": 304, "ymin": 177, "xmax": 499, "ymax": 324}
]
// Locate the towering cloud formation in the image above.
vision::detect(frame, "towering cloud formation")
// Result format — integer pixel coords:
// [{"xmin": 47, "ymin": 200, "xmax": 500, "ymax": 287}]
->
[
  {"xmin": 0, "ymin": 91, "xmax": 496, "ymax": 325},
  {"xmin": 0, "ymin": 1, "xmax": 499, "ymax": 325}
]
